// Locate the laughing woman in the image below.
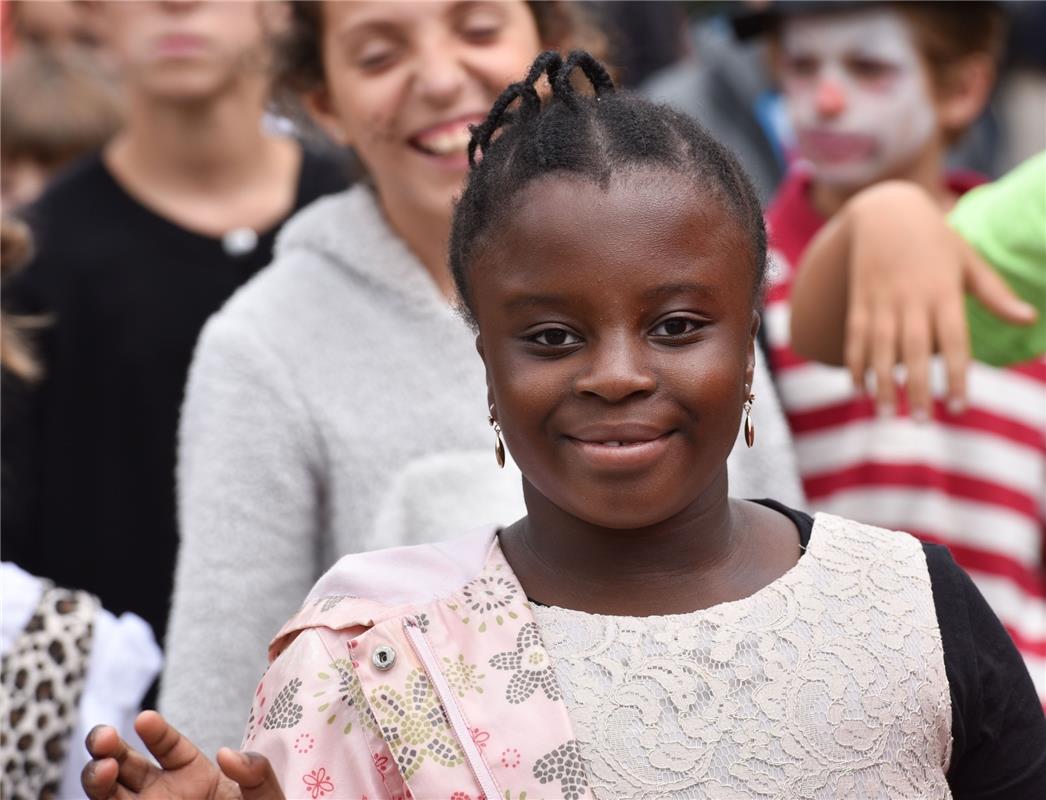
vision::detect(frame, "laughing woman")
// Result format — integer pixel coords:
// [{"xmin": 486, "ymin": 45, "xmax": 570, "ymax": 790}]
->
[{"xmin": 159, "ymin": 1, "xmax": 804, "ymax": 757}]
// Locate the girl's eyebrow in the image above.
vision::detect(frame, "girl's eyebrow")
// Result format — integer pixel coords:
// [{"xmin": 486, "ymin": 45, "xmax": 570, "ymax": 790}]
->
[
  {"xmin": 500, "ymin": 282, "xmax": 718, "ymax": 313},
  {"xmin": 501, "ymin": 293, "xmax": 572, "ymax": 312},
  {"xmin": 643, "ymin": 282, "xmax": 719, "ymax": 301}
]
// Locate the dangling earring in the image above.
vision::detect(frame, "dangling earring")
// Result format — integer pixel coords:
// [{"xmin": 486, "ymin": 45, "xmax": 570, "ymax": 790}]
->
[
  {"xmin": 488, "ymin": 412, "xmax": 506, "ymax": 468},
  {"xmin": 743, "ymin": 392, "xmax": 756, "ymax": 448}
]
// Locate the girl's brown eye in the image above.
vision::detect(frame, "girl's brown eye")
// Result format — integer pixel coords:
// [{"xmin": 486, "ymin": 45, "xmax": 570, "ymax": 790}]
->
[
  {"xmin": 651, "ymin": 317, "xmax": 701, "ymax": 337},
  {"xmin": 530, "ymin": 328, "xmax": 581, "ymax": 347}
]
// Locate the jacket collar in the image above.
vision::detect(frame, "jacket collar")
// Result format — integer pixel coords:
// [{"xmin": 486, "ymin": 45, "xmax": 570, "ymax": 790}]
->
[{"xmin": 270, "ymin": 529, "xmax": 592, "ymax": 800}]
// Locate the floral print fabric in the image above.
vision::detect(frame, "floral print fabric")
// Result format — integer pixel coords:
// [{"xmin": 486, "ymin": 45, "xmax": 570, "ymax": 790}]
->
[{"xmin": 248, "ymin": 528, "xmax": 590, "ymax": 799}]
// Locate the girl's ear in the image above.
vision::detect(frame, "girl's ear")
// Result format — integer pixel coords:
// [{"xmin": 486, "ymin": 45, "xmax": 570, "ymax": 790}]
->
[
  {"xmin": 302, "ymin": 87, "xmax": 351, "ymax": 146},
  {"xmin": 746, "ymin": 310, "xmax": 760, "ymax": 391},
  {"xmin": 934, "ymin": 54, "xmax": 995, "ymax": 137},
  {"xmin": 475, "ymin": 334, "xmax": 496, "ymax": 414}
]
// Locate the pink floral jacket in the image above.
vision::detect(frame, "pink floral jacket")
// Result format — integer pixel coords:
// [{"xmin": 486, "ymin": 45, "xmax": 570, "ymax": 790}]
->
[{"xmin": 244, "ymin": 528, "xmax": 588, "ymax": 800}]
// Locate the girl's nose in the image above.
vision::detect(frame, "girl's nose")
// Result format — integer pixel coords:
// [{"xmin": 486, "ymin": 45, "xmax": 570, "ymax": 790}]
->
[
  {"xmin": 574, "ymin": 338, "xmax": 657, "ymax": 403},
  {"xmin": 814, "ymin": 78, "xmax": 848, "ymax": 119}
]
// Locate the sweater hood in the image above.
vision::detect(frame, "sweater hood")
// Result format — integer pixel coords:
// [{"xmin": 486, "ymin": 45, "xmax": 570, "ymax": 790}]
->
[{"xmin": 273, "ymin": 184, "xmax": 446, "ymax": 309}]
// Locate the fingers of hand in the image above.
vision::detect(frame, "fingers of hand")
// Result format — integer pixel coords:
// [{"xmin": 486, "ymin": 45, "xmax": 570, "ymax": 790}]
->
[
  {"xmin": 134, "ymin": 710, "xmax": 202, "ymax": 772},
  {"xmin": 901, "ymin": 306, "xmax": 933, "ymax": 421},
  {"xmin": 935, "ymin": 299, "xmax": 970, "ymax": 414},
  {"xmin": 84, "ymin": 725, "xmax": 156, "ymax": 794},
  {"xmin": 217, "ymin": 748, "xmax": 286, "ymax": 800},
  {"xmin": 871, "ymin": 306, "xmax": 898, "ymax": 416},
  {"xmin": 81, "ymin": 757, "xmax": 123, "ymax": 800},
  {"xmin": 962, "ymin": 241, "xmax": 1037, "ymax": 325},
  {"xmin": 845, "ymin": 306, "xmax": 871, "ymax": 394}
]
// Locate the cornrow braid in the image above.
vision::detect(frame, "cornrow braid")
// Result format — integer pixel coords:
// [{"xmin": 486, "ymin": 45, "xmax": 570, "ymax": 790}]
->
[{"xmin": 450, "ymin": 50, "xmax": 768, "ymax": 330}]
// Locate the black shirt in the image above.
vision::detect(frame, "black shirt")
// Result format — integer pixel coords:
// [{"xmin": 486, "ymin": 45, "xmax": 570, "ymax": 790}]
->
[{"xmin": 1, "ymin": 150, "xmax": 348, "ymax": 645}]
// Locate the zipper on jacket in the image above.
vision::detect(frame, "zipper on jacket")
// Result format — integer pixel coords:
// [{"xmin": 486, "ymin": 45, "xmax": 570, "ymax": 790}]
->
[{"xmin": 402, "ymin": 618, "xmax": 501, "ymax": 800}]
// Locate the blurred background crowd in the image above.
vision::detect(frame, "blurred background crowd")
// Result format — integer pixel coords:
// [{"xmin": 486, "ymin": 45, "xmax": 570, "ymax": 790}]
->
[{"xmin": 1, "ymin": 2, "xmax": 1043, "ymax": 797}]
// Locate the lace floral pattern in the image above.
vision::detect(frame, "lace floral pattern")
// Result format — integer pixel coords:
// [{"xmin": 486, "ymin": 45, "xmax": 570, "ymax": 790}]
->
[{"xmin": 533, "ymin": 516, "xmax": 952, "ymax": 799}]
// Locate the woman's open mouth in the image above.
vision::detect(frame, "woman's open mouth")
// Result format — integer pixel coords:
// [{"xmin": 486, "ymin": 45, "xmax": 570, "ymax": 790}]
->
[{"xmin": 407, "ymin": 116, "xmax": 484, "ymax": 167}]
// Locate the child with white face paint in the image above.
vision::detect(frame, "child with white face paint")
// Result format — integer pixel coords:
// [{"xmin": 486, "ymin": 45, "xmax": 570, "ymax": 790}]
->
[
  {"xmin": 780, "ymin": 8, "xmax": 938, "ymax": 190},
  {"xmin": 753, "ymin": 3, "xmax": 1046, "ymax": 704}
]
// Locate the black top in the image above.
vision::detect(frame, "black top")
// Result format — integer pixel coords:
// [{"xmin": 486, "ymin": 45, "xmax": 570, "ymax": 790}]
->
[
  {"xmin": 1, "ymin": 150, "xmax": 348, "ymax": 645},
  {"xmin": 528, "ymin": 499, "xmax": 1046, "ymax": 798}
]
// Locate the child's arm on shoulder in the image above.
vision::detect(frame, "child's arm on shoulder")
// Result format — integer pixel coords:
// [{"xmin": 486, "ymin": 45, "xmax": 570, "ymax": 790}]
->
[{"xmin": 789, "ymin": 181, "xmax": 1037, "ymax": 418}]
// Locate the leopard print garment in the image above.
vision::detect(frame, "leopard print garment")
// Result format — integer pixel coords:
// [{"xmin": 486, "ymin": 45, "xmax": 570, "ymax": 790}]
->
[{"xmin": 1, "ymin": 583, "xmax": 96, "ymax": 800}]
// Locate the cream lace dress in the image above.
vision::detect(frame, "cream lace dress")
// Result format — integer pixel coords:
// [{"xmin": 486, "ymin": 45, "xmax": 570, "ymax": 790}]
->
[{"xmin": 531, "ymin": 514, "xmax": 953, "ymax": 799}]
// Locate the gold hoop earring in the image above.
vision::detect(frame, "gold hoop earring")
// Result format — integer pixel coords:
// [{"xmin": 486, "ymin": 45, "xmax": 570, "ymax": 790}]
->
[
  {"xmin": 488, "ymin": 414, "xmax": 506, "ymax": 468},
  {"xmin": 743, "ymin": 392, "xmax": 756, "ymax": 448}
]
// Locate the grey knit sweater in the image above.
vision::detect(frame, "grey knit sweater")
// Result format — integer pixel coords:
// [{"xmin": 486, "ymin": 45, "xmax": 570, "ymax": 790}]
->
[{"xmin": 158, "ymin": 186, "xmax": 804, "ymax": 756}]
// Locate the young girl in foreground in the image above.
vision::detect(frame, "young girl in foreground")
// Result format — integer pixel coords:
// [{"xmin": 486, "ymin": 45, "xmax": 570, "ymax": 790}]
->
[{"xmin": 83, "ymin": 51, "xmax": 1045, "ymax": 800}]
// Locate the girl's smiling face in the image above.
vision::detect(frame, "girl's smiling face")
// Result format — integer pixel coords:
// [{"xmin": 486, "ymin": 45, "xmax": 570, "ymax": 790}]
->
[{"xmin": 472, "ymin": 169, "xmax": 760, "ymax": 530}]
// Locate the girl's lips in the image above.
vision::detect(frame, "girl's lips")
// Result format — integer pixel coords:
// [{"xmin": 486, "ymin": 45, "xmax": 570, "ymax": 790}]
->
[
  {"xmin": 154, "ymin": 33, "xmax": 208, "ymax": 58},
  {"xmin": 566, "ymin": 432, "xmax": 674, "ymax": 471},
  {"xmin": 798, "ymin": 129, "xmax": 878, "ymax": 162}
]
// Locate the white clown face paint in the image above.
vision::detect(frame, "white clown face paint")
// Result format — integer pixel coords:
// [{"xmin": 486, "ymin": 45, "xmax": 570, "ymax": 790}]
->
[{"xmin": 780, "ymin": 9, "xmax": 937, "ymax": 188}]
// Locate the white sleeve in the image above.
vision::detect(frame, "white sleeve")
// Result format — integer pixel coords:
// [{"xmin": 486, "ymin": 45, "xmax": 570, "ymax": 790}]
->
[
  {"xmin": 158, "ymin": 312, "xmax": 323, "ymax": 757},
  {"xmin": 58, "ymin": 608, "xmax": 162, "ymax": 800}
]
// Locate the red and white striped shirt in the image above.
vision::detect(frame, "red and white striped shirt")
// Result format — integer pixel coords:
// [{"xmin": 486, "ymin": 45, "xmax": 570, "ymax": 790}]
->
[{"xmin": 764, "ymin": 168, "xmax": 1046, "ymax": 699}]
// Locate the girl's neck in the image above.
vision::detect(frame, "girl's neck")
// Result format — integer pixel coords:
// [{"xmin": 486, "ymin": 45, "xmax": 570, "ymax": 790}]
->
[
  {"xmin": 103, "ymin": 81, "xmax": 301, "ymax": 237},
  {"xmin": 107, "ymin": 83, "xmax": 274, "ymax": 193},
  {"xmin": 502, "ymin": 471, "xmax": 784, "ymax": 616},
  {"xmin": 811, "ymin": 135, "xmax": 954, "ymax": 218},
  {"xmin": 377, "ymin": 188, "xmax": 457, "ymax": 299}
]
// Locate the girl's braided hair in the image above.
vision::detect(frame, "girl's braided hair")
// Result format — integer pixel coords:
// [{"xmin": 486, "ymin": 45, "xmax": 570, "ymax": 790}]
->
[{"xmin": 449, "ymin": 50, "xmax": 768, "ymax": 329}]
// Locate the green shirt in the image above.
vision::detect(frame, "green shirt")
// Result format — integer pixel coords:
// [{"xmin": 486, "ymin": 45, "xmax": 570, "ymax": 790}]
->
[{"xmin": 950, "ymin": 151, "xmax": 1046, "ymax": 366}]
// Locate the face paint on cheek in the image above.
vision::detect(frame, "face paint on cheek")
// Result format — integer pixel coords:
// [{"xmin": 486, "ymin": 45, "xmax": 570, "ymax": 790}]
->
[{"xmin": 783, "ymin": 10, "xmax": 938, "ymax": 188}]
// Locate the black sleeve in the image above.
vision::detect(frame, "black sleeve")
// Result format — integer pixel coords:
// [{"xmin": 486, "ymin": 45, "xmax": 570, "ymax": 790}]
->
[{"xmin": 924, "ymin": 543, "xmax": 1046, "ymax": 798}]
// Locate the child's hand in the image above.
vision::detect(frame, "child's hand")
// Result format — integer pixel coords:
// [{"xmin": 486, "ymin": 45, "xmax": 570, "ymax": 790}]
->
[
  {"xmin": 82, "ymin": 710, "xmax": 285, "ymax": 800},
  {"xmin": 792, "ymin": 181, "xmax": 1035, "ymax": 419},
  {"xmin": 842, "ymin": 182, "xmax": 1034, "ymax": 418}
]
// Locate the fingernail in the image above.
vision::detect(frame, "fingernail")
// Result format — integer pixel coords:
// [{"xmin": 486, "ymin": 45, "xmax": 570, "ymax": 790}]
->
[
  {"xmin": 877, "ymin": 404, "xmax": 894, "ymax": 418},
  {"xmin": 947, "ymin": 398, "xmax": 965, "ymax": 415},
  {"xmin": 912, "ymin": 408, "xmax": 929, "ymax": 424}
]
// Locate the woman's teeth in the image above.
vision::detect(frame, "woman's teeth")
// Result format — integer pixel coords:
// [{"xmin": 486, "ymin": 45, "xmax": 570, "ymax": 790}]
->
[{"xmin": 414, "ymin": 127, "xmax": 472, "ymax": 156}]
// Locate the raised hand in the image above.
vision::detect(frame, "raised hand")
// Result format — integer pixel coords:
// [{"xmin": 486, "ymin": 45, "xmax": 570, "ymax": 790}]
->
[{"xmin": 82, "ymin": 710, "xmax": 284, "ymax": 800}]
